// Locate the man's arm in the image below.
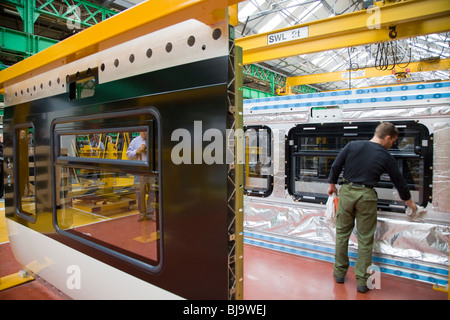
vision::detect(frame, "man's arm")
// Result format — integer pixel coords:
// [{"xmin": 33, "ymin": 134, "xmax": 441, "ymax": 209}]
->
[
  {"xmin": 327, "ymin": 143, "xmax": 350, "ymax": 195},
  {"xmin": 127, "ymin": 139, "xmax": 140, "ymax": 159},
  {"xmin": 385, "ymin": 155, "xmax": 417, "ymax": 211}
]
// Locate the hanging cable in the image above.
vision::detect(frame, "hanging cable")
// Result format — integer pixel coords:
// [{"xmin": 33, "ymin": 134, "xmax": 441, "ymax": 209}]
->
[
  {"xmin": 396, "ymin": 40, "xmax": 412, "ymax": 69},
  {"xmin": 347, "ymin": 47, "xmax": 359, "ymax": 89},
  {"xmin": 375, "ymin": 40, "xmax": 411, "ymax": 71}
]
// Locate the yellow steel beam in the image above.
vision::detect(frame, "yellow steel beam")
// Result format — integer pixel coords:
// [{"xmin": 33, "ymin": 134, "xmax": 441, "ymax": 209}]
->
[
  {"xmin": 287, "ymin": 58, "xmax": 450, "ymax": 86},
  {"xmin": 236, "ymin": 0, "xmax": 450, "ymax": 65},
  {"xmin": 0, "ymin": 0, "xmax": 244, "ymax": 90}
]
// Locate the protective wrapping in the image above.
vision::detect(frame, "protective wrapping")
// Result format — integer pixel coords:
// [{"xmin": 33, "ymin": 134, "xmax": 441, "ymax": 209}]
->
[
  {"xmin": 244, "ymin": 82, "xmax": 450, "ymax": 125},
  {"xmin": 244, "ymin": 198, "xmax": 449, "ymax": 283},
  {"xmin": 432, "ymin": 122, "xmax": 450, "ymax": 213},
  {"xmin": 374, "ymin": 217, "xmax": 449, "ymax": 264},
  {"xmin": 244, "ymin": 112, "xmax": 309, "ymax": 124},
  {"xmin": 244, "ymin": 199, "xmax": 339, "ymax": 246},
  {"xmin": 245, "ymin": 105, "xmax": 450, "ymax": 125},
  {"xmin": 272, "ymin": 129, "xmax": 286, "ymax": 198},
  {"xmin": 342, "ymin": 105, "xmax": 450, "ymax": 121}
]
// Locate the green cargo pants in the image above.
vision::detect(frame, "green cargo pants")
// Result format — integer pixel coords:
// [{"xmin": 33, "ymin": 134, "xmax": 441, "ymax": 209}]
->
[{"xmin": 334, "ymin": 183, "xmax": 378, "ymax": 286}]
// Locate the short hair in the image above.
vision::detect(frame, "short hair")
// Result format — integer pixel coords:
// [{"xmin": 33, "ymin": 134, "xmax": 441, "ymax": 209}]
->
[{"xmin": 375, "ymin": 122, "xmax": 398, "ymax": 139}]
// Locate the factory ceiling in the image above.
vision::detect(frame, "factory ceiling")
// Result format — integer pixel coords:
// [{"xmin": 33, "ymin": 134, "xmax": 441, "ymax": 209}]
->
[{"xmin": 0, "ymin": 0, "xmax": 449, "ymax": 94}]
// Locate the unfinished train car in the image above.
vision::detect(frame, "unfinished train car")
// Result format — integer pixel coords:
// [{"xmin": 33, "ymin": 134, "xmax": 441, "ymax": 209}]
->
[{"xmin": 243, "ymin": 81, "xmax": 450, "ymax": 288}]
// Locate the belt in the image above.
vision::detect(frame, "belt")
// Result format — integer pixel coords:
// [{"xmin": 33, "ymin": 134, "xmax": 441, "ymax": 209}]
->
[{"xmin": 343, "ymin": 180, "xmax": 374, "ymax": 189}]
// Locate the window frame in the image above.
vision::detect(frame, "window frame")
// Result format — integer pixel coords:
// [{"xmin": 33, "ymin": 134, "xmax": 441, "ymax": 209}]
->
[
  {"xmin": 55, "ymin": 126, "xmax": 152, "ymax": 169},
  {"xmin": 244, "ymin": 125, "xmax": 273, "ymax": 197},
  {"xmin": 286, "ymin": 121, "xmax": 432, "ymax": 211},
  {"xmin": 13, "ymin": 123, "xmax": 37, "ymax": 223},
  {"xmin": 51, "ymin": 108, "xmax": 163, "ymax": 272}
]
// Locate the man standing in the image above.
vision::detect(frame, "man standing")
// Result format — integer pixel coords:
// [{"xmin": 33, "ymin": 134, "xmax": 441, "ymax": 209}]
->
[
  {"xmin": 127, "ymin": 131, "xmax": 158, "ymax": 221},
  {"xmin": 327, "ymin": 122, "xmax": 418, "ymax": 293}
]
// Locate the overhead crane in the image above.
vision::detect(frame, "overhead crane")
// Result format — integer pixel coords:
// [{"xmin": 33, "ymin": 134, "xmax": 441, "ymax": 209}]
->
[{"xmin": 236, "ymin": 0, "xmax": 450, "ymax": 65}]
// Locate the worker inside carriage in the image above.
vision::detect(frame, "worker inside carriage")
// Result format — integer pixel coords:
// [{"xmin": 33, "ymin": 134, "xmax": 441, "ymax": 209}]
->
[{"xmin": 126, "ymin": 131, "xmax": 158, "ymax": 222}]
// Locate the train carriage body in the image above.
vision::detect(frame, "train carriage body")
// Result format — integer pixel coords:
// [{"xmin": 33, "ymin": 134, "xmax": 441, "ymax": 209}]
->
[{"xmin": 2, "ymin": 17, "xmax": 243, "ymax": 300}]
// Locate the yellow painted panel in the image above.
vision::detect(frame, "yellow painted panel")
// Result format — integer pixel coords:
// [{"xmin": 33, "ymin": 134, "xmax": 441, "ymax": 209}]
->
[{"xmin": 0, "ymin": 272, "xmax": 34, "ymax": 291}]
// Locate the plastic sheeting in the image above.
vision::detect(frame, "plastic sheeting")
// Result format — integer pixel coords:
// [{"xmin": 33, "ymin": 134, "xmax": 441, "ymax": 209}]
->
[
  {"xmin": 244, "ymin": 112, "xmax": 309, "ymax": 125},
  {"xmin": 433, "ymin": 122, "xmax": 450, "ymax": 213},
  {"xmin": 342, "ymin": 105, "xmax": 450, "ymax": 121},
  {"xmin": 244, "ymin": 198, "xmax": 449, "ymax": 266},
  {"xmin": 375, "ymin": 217, "xmax": 449, "ymax": 264}
]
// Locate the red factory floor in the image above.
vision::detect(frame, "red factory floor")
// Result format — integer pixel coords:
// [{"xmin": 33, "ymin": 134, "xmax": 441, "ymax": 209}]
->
[{"xmin": 0, "ymin": 241, "xmax": 447, "ymax": 300}]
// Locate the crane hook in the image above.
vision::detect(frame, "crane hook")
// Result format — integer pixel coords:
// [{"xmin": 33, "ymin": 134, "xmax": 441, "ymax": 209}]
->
[{"xmin": 389, "ymin": 26, "xmax": 397, "ymax": 39}]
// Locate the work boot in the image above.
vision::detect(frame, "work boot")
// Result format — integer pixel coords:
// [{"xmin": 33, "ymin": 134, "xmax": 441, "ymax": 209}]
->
[
  {"xmin": 357, "ymin": 285, "xmax": 369, "ymax": 293},
  {"xmin": 333, "ymin": 273, "xmax": 345, "ymax": 284}
]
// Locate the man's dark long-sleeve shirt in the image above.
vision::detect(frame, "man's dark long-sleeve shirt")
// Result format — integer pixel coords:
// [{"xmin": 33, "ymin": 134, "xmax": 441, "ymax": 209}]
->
[{"xmin": 328, "ymin": 140, "xmax": 411, "ymax": 201}]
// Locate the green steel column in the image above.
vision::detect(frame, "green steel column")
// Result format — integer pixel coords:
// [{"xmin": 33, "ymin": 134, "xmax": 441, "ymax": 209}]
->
[
  {"xmin": 16, "ymin": 0, "xmax": 40, "ymax": 35},
  {"xmin": 270, "ymin": 71, "xmax": 275, "ymax": 94}
]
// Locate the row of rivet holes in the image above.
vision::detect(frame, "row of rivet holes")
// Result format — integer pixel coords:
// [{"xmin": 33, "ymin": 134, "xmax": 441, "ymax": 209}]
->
[{"xmin": 13, "ymin": 28, "xmax": 223, "ymax": 99}]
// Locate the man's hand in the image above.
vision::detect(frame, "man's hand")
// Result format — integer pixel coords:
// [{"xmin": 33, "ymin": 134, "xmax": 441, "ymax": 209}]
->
[
  {"xmin": 405, "ymin": 198, "xmax": 417, "ymax": 212},
  {"xmin": 137, "ymin": 143, "xmax": 146, "ymax": 154},
  {"xmin": 328, "ymin": 183, "xmax": 338, "ymax": 196},
  {"xmin": 405, "ymin": 202, "xmax": 427, "ymax": 221}
]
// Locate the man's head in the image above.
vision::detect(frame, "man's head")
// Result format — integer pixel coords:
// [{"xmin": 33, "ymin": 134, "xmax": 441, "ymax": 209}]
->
[
  {"xmin": 374, "ymin": 122, "xmax": 398, "ymax": 149},
  {"xmin": 139, "ymin": 131, "xmax": 147, "ymax": 139}
]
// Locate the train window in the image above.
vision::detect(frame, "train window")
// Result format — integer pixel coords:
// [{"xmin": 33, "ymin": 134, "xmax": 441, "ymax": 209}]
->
[
  {"xmin": 286, "ymin": 122, "xmax": 432, "ymax": 211},
  {"xmin": 244, "ymin": 126, "xmax": 273, "ymax": 197},
  {"xmin": 57, "ymin": 130, "xmax": 151, "ymax": 164},
  {"xmin": 68, "ymin": 78, "xmax": 96, "ymax": 100},
  {"xmin": 15, "ymin": 125, "xmax": 36, "ymax": 222},
  {"xmin": 67, "ymin": 68, "xmax": 97, "ymax": 101},
  {"xmin": 53, "ymin": 111, "xmax": 161, "ymax": 269}
]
